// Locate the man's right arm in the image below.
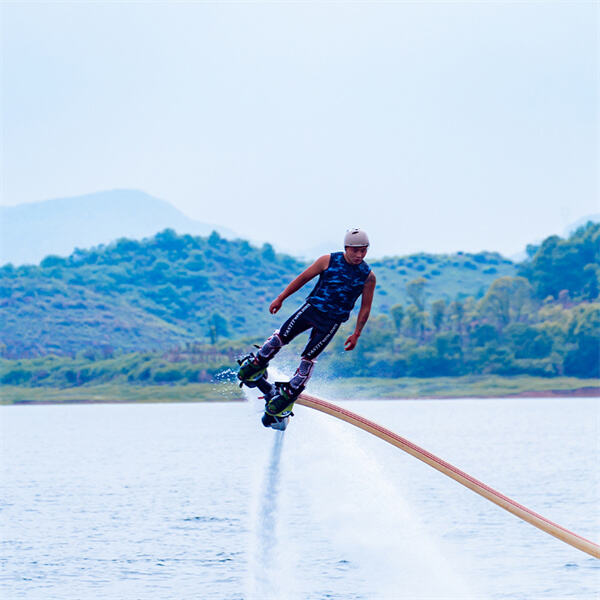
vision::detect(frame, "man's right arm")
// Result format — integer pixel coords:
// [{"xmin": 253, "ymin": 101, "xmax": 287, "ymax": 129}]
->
[{"xmin": 269, "ymin": 255, "xmax": 330, "ymax": 314}]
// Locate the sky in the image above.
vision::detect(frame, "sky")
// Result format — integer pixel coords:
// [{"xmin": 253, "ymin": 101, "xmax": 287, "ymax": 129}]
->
[{"xmin": 1, "ymin": 1, "xmax": 598, "ymax": 259}]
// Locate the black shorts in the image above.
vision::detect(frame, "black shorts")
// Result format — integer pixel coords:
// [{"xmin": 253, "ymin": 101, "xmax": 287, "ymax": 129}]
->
[{"xmin": 279, "ymin": 303, "xmax": 341, "ymax": 360}]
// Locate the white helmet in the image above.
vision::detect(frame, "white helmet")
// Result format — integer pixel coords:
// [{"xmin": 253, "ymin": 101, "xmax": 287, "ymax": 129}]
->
[{"xmin": 344, "ymin": 228, "xmax": 370, "ymax": 247}]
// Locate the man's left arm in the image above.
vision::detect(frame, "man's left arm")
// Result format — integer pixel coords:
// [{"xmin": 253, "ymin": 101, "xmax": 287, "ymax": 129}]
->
[{"xmin": 344, "ymin": 271, "xmax": 376, "ymax": 351}]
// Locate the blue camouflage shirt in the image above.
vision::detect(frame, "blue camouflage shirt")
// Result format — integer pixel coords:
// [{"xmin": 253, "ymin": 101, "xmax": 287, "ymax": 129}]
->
[{"xmin": 306, "ymin": 252, "xmax": 371, "ymax": 322}]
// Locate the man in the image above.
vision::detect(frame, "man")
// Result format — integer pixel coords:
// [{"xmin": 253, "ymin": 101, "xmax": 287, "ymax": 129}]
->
[{"xmin": 238, "ymin": 228, "xmax": 376, "ymax": 428}]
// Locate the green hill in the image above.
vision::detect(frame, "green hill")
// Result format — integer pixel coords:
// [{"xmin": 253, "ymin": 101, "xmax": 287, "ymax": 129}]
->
[
  {"xmin": 1, "ymin": 229, "xmax": 515, "ymax": 358},
  {"xmin": 371, "ymin": 250, "xmax": 515, "ymax": 313},
  {"xmin": 1, "ymin": 223, "xmax": 598, "ymax": 380}
]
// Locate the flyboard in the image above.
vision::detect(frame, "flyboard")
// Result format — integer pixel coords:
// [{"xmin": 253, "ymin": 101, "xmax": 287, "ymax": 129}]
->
[{"xmin": 295, "ymin": 391, "xmax": 600, "ymax": 559}]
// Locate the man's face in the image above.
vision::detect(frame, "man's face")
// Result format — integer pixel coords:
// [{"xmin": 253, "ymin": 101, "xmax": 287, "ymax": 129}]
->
[{"xmin": 344, "ymin": 245, "xmax": 368, "ymax": 265}]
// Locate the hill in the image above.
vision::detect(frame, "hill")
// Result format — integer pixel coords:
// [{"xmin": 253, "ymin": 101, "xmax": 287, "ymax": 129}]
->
[
  {"xmin": 0, "ymin": 189, "xmax": 237, "ymax": 266},
  {"xmin": 0, "ymin": 230, "xmax": 515, "ymax": 357},
  {"xmin": 1, "ymin": 224, "xmax": 597, "ymax": 379},
  {"xmin": 371, "ymin": 251, "xmax": 515, "ymax": 313}
]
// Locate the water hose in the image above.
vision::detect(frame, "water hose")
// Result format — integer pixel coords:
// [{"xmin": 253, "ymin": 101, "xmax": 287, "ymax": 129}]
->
[{"xmin": 296, "ymin": 392, "xmax": 600, "ymax": 559}]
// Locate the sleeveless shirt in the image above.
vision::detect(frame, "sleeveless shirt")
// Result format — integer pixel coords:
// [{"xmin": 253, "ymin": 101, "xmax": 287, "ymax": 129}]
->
[{"xmin": 306, "ymin": 252, "xmax": 371, "ymax": 322}]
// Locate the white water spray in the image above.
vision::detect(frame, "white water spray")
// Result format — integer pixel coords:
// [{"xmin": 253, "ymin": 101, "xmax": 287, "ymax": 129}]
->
[
  {"xmin": 247, "ymin": 431, "xmax": 286, "ymax": 599},
  {"xmin": 244, "ymin": 382, "xmax": 296, "ymax": 600},
  {"xmin": 243, "ymin": 365, "xmax": 484, "ymax": 599},
  {"xmin": 284, "ymin": 406, "xmax": 482, "ymax": 598}
]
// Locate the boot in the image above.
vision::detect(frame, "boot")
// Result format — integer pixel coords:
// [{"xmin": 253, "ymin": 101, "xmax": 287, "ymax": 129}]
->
[
  {"xmin": 237, "ymin": 353, "xmax": 268, "ymax": 387},
  {"xmin": 265, "ymin": 381, "xmax": 305, "ymax": 417},
  {"xmin": 261, "ymin": 412, "xmax": 290, "ymax": 430}
]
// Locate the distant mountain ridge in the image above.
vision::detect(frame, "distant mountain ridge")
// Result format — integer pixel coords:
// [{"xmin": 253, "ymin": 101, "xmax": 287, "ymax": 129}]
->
[
  {"xmin": 2, "ymin": 189, "xmax": 597, "ymax": 266},
  {"xmin": 0, "ymin": 189, "xmax": 237, "ymax": 266}
]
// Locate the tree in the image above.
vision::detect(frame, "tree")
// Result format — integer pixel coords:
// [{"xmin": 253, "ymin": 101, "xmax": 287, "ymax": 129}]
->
[
  {"xmin": 434, "ymin": 332, "xmax": 463, "ymax": 375},
  {"xmin": 470, "ymin": 324, "xmax": 498, "ymax": 347},
  {"xmin": 390, "ymin": 304, "xmax": 405, "ymax": 333},
  {"xmin": 406, "ymin": 345, "xmax": 438, "ymax": 377},
  {"xmin": 40, "ymin": 255, "xmax": 66, "ymax": 268},
  {"xmin": 449, "ymin": 300, "xmax": 465, "ymax": 334},
  {"xmin": 564, "ymin": 304, "xmax": 600, "ymax": 377},
  {"xmin": 478, "ymin": 276, "xmax": 533, "ymax": 330},
  {"xmin": 583, "ymin": 263, "xmax": 600, "ymax": 300},
  {"xmin": 519, "ymin": 222, "xmax": 600, "ymax": 300},
  {"xmin": 208, "ymin": 231, "xmax": 222, "ymax": 246},
  {"xmin": 208, "ymin": 312, "xmax": 229, "ymax": 344},
  {"xmin": 261, "ymin": 243, "xmax": 276, "ymax": 261},
  {"xmin": 155, "ymin": 228, "xmax": 186, "ymax": 253},
  {"xmin": 403, "ymin": 304, "xmax": 427, "ymax": 340},
  {"xmin": 431, "ymin": 299, "xmax": 446, "ymax": 332},
  {"xmin": 504, "ymin": 323, "xmax": 552, "ymax": 359},
  {"xmin": 407, "ymin": 278, "xmax": 427, "ymax": 311}
]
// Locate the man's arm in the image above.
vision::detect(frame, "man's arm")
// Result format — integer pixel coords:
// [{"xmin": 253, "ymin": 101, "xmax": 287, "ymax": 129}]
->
[
  {"xmin": 269, "ymin": 255, "xmax": 330, "ymax": 314},
  {"xmin": 344, "ymin": 271, "xmax": 376, "ymax": 351}
]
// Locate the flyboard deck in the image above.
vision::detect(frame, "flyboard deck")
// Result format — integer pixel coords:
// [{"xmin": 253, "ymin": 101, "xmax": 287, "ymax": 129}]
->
[{"xmin": 296, "ymin": 392, "xmax": 600, "ymax": 559}]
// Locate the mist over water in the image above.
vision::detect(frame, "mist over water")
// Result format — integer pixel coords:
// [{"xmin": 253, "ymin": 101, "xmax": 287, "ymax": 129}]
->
[
  {"xmin": 244, "ymin": 383, "xmax": 480, "ymax": 599},
  {"xmin": 293, "ymin": 412, "xmax": 478, "ymax": 598}
]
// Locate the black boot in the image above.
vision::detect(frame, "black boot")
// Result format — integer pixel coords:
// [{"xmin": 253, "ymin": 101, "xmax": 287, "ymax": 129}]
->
[
  {"xmin": 262, "ymin": 411, "xmax": 291, "ymax": 431},
  {"xmin": 265, "ymin": 382, "xmax": 304, "ymax": 417},
  {"xmin": 237, "ymin": 353, "xmax": 268, "ymax": 387}
]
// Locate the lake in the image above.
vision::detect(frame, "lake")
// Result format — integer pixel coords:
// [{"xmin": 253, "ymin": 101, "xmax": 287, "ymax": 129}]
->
[{"xmin": 1, "ymin": 393, "xmax": 599, "ymax": 599}]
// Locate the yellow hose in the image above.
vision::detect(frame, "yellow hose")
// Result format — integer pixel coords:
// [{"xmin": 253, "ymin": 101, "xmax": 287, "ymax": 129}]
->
[{"xmin": 296, "ymin": 392, "xmax": 600, "ymax": 559}]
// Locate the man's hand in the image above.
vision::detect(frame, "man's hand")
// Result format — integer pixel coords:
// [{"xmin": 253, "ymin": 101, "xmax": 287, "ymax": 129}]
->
[
  {"xmin": 344, "ymin": 333, "xmax": 360, "ymax": 351},
  {"xmin": 269, "ymin": 297, "xmax": 283, "ymax": 314}
]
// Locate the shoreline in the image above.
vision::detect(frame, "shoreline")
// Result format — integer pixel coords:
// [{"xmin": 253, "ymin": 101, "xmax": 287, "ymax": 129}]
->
[
  {"xmin": 1, "ymin": 385, "xmax": 598, "ymax": 405},
  {"xmin": 400, "ymin": 387, "xmax": 600, "ymax": 400}
]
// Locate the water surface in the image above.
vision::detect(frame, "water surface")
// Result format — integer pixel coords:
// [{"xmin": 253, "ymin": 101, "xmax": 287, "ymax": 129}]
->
[{"xmin": 1, "ymin": 395, "xmax": 598, "ymax": 599}]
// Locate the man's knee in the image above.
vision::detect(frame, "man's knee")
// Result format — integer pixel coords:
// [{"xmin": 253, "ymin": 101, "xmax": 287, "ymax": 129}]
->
[{"xmin": 257, "ymin": 331, "xmax": 284, "ymax": 363}]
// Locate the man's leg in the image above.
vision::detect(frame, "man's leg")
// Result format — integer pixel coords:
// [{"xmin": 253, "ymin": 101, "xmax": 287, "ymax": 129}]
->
[
  {"xmin": 238, "ymin": 304, "xmax": 312, "ymax": 384},
  {"xmin": 255, "ymin": 331, "xmax": 284, "ymax": 365},
  {"xmin": 265, "ymin": 321, "xmax": 340, "ymax": 415},
  {"xmin": 257, "ymin": 303, "xmax": 313, "ymax": 364},
  {"xmin": 287, "ymin": 357, "xmax": 316, "ymax": 392},
  {"xmin": 290, "ymin": 320, "xmax": 340, "ymax": 390}
]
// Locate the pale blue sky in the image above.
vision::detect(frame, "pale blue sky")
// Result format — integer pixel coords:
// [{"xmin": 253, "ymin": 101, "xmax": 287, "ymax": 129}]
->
[{"xmin": 1, "ymin": 1, "xmax": 598, "ymax": 258}]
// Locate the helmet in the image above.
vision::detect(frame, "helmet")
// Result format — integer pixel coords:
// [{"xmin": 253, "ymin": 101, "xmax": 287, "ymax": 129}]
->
[{"xmin": 344, "ymin": 228, "xmax": 370, "ymax": 247}]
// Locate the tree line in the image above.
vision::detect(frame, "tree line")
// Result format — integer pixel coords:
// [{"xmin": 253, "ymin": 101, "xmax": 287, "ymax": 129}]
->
[
  {"xmin": 321, "ymin": 222, "xmax": 599, "ymax": 379},
  {"xmin": 1, "ymin": 222, "xmax": 597, "ymax": 381}
]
